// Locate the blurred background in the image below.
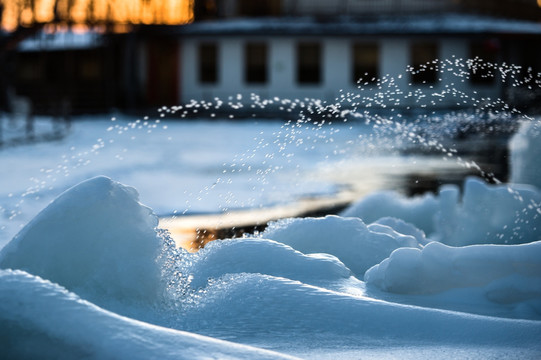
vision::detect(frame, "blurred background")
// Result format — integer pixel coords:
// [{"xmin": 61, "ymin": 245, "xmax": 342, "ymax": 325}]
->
[
  {"xmin": 0, "ymin": 0, "xmax": 540, "ymax": 119},
  {"xmin": 1, "ymin": 0, "xmax": 541, "ymax": 248}
]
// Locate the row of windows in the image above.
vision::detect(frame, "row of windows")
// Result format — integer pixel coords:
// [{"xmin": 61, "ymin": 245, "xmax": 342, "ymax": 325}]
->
[{"xmin": 198, "ymin": 41, "xmax": 498, "ymax": 86}]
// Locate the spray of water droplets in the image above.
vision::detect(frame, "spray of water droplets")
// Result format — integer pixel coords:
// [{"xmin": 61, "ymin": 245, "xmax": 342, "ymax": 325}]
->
[{"xmin": 1, "ymin": 58, "xmax": 540, "ymax": 244}]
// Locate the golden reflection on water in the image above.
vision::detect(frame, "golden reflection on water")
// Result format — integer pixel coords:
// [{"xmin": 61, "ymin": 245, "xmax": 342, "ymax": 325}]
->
[{"xmin": 1, "ymin": 0, "xmax": 193, "ymax": 31}]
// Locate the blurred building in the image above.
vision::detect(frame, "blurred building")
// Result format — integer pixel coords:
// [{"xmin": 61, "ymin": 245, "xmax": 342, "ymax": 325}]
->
[
  {"xmin": 177, "ymin": 0, "xmax": 541, "ymax": 112},
  {"xmin": 3, "ymin": 0, "xmax": 541, "ymax": 115}
]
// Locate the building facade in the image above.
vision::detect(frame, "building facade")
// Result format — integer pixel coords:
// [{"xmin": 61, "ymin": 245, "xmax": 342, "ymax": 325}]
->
[
  {"xmin": 173, "ymin": 15, "xmax": 541, "ymax": 111},
  {"xmin": 6, "ymin": 0, "xmax": 541, "ymax": 115}
]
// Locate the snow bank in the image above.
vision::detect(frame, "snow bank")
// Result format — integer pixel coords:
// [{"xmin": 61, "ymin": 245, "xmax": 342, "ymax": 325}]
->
[
  {"xmin": 187, "ymin": 238, "xmax": 350, "ymax": 289},
  {"xmin": 0, "ymin": 269, "xmax": 294, "ymax": 360},
  {"xmin": 341, "ymin": 191, "xmax": 439, "ymax": 235},
  {"xmin": 0, "ymin": 176, "xmax": 164, "ymax": 306},
  {"xmin": 179, "ymin": 271, "xmax": 541, "ymax": 347},
  {"xmin": 342, "ymin": 177, "xmax": 541, "ymax": 246},
  {"xmin": 365, "ymin": 240, "xmax": 541, "ymax": 316},
  {"xmin": 510, "ymin": 119, "xmax": 541, "ymax": 189},
  {"xmin": 260, "ymin": 215, "xmax": 421, "ymax": 276}
]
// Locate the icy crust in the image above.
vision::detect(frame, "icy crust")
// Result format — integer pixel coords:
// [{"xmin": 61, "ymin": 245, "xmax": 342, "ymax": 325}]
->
[
  {"xmin": 342, "ymin": 176, "xmax": 541, "ymax": 246},
  {"xmin": 260, "ymin": 215, "xmax": 421, "ymax": 276},
  {"xmin": 0, "ymin": 269, "xmax": 295, "ymax": 360},
  {"xmin": 0, "ymin": 176, "xmax": 163, "ymax": 305},
  {"xmin": 510, "ymin": 120, "xmax": 541, "ymax": 190}
]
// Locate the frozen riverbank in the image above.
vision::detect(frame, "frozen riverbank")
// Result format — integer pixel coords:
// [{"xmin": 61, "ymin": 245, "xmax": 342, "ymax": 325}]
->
[{"xmin": 0, "ymin": 114, "xmax": 482, "ymax": 248}]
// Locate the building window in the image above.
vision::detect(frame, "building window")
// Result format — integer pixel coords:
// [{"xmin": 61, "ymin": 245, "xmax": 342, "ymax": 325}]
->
[
  {"xmin": 245, "ymin": 43, "xmax": 268, "ymax": 84},
  {"xmin": 469, "ymin": 40, "xmax": 499, "ymax": 85},
  {"xmin": 297, "ymin": 42, "xmax": 321, "ymax": 85},
  {"xmin": 237, "ymin": 0, "xmax": 282, "ymax": 16},
  {"xmin": 353, "ymin": 43, "xmax": 379, "ymax": 84},
  {"xmin": 80, "ymin": 57, "xmax": 101, "ymax": 80},
  {"xmin": 410, "ymin": 42, "xmax": 438, "ymax": 85},
  {"xmin": 17, "ymin": 58, "xmax": 44, "ymax": 81},
  {"xmin": 198, "ymin": 43, "xmax": 218, "ymax": 84}
]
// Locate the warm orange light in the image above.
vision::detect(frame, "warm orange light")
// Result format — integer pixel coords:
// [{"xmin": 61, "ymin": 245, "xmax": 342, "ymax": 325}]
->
[
  {"xmin": 1, "ymin": 0, "xmax": 194, "ymax": 31},
  {"xmin": 538, "ymin": 0, "xmax": 541, "ymax": 8}
]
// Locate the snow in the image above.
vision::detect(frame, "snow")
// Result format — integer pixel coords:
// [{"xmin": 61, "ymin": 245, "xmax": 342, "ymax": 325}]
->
[
  {"xmin": 186, "ymin": 238, "xmax": 351, "ymax": 290},
  {"xmin": 18, "ymin": 30, "xmax": 103, "ymax": 52},
  {"xmin": 0, "ymin": 176, "xmax": 163, "ymax": 306},
  {"xmin": 365, "ymin": 240, "xmax": 541, "ymax": 302},
  {"xmin": 342, "ymin": 177, "xmax": 541, "ymax": 246},
  {"xmin": 0, "ymin": 269, "xmax": 294, "ymax": 360},
  {"xmin": 0, "ymin": 111, "xmax": 541, "ymax": 358},
  {"xmin": 510, "ymin": 119, "xmax": 541, "ymax": 190},
  {"xmin": 0, "ymin": 117, "xmax": 381, "ymax": 248},
  {"xmin": 260, "ymin": 215, "xmax": 421, "ymax": 276},
  {"xmin": 1, "ymin": 170, "xmax": 540, "ymax": 358}
]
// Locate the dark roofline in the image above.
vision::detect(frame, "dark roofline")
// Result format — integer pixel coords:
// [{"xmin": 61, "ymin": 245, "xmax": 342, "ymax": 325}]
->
[{"xmin": 138, "ymin": 14, "xmax": 541, "ymax": 38}]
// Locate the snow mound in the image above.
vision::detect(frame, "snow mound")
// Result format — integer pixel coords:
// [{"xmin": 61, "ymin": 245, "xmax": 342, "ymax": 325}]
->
[
  {"xmin": 187, "ymin": 238, "xmax": 351, "ymax": 289},
  {"xmin": 260, "ymin": 215, "xmax": 421, "ymax": 276},
  {"xmin": 0, "ymin": 269, "xmax": 294, "ymax": 360},
  {"xmin": 0, "ymin": 176, "xmax": 163, "ymax": 305},
  {"xmin": 342, "ymin": 177, "xmax": 541, "ymax": 246},
  {"xmin": 510, "ymin": 119, "xmax": 541, "ymax": 189},
  {"xmin": 365, "ymin": 240, "xmax": 541, "ymax": 315},
  {"xmin": 341, "ymin": 191, "xmax": 439, "ymax": 234}
]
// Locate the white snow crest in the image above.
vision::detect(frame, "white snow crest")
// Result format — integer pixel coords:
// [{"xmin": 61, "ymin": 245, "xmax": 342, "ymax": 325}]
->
[
  {"xmin": 342, "ymin": 177, "xmax": 541, "ymax": 246},
  {"xmin": 260, "ymin": 215, "xmax": 422, "ymax": 276},
  {"xmin": 186, "ymin": 237, "xmax": 351, "ymax": 289},
  {"xmin": 0, "ymin": 176, "xmax": 164, "ymax": 305},
  {"xmin": 365, "ymin": 240, "xmax": 541, "ymax": 309}
]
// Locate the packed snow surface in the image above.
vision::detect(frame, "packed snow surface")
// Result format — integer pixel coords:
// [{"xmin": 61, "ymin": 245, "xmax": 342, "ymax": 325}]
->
[
  {"xmin": 0, "ymin": 269, "xmax": 295, "ymax": 360},
  {"xmin": 1, "ymin": 175, "xmax": 541, "ymax": 359}
]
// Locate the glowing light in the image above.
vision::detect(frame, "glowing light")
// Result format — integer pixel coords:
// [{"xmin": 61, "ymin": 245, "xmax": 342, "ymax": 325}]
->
[{"xmin": 1, "ymin": 0, "xmax": 193, "ymax": 31}]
